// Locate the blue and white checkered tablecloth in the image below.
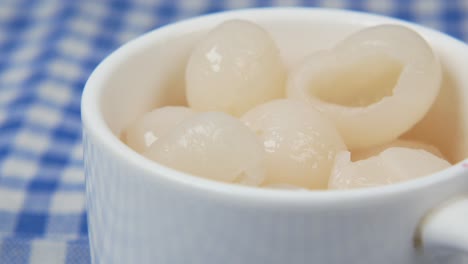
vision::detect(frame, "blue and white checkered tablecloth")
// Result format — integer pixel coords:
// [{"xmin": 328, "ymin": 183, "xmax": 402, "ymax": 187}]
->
[{"xmin": 0, "ymin": 0, "xmax": 467, "ymax": 263}]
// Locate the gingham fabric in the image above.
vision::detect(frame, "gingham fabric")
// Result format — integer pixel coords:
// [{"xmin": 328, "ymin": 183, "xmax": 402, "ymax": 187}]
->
[{"xmin": 0, "ymin": 0, "xmax": 467, "ymax": 263}]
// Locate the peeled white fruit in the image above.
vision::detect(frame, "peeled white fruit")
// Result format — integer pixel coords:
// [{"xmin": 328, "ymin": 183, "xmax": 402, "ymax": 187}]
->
[
  {"xmin": 288, "ymin": 25, "xmax": 442, "ymax": 150},
  {"xmin": 186, "ymin": 19, "xmax": 286, "ymax": 116},
  {"xmin": 352, "ymin": 139, "xmax": 444, "ymax": 161},
  {"xmin": 145, "ymin": 112, "xmax": 265, "ymax": 186},
  {"xmin": 125, "ymin": 106, "xmax": 195, "ymax": 153},
  {"xmin": 241, "ymin": 99, "xmax": 346, "ymax": 189},
  {"xmin": 329, "ymin": 147, "xmax": 451, "ymax": 189}
]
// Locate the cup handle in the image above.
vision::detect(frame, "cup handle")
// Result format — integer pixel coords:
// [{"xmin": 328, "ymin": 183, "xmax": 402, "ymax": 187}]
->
[{"xmin": 420, "ymin": 197, "xmax": 468, "ymax": 260}]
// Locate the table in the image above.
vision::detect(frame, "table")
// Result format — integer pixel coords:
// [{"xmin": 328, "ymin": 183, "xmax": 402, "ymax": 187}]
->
[{"xmin": 0, "ymin": 0, "xmax": 467, "ymax": 263}]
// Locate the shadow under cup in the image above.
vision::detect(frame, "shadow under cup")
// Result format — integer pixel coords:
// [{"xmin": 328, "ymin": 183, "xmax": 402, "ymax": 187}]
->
[{"xmin": 82, "ymin": 8, "xmax": 468, "ymax": 264}]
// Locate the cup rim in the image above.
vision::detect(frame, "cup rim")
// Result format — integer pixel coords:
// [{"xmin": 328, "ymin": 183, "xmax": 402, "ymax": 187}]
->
[{"xmin": 82, "ymin": 7, "xmax": 468, "ymax": 204}]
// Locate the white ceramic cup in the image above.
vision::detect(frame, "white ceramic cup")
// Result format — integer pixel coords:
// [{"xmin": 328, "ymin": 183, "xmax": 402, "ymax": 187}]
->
[{"xmin": 82, "ymin": 8, "xmax": 468, "ymax": 264}]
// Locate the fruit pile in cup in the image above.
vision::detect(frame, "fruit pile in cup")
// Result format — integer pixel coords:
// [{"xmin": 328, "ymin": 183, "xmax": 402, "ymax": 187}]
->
[{"xmin": 123, "ymin": 19, "xmax": 454, "ymax": 190}]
